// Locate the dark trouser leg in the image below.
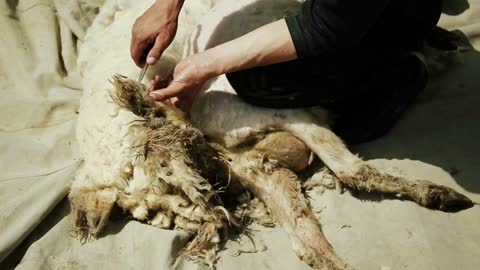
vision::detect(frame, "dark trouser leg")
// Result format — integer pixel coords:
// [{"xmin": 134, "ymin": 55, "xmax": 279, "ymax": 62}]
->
[
  {"xmin": 330, "ymin": 54, "xmax": 427, "ymax": 144},
  {"xmin": 226, "ymin": 54, "xmax": 427, "ymax": 144}
]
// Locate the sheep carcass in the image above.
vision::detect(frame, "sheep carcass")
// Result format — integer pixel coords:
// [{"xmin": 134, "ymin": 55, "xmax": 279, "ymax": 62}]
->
[{"xmin": 69, "ymin": 0, "xmax": 473, "ymax": 269}]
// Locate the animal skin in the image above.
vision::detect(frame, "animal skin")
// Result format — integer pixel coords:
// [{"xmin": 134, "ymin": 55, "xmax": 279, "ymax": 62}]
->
[{"xmin": 70, "ymin": 0, "xmax": 473, "ymax": 269}]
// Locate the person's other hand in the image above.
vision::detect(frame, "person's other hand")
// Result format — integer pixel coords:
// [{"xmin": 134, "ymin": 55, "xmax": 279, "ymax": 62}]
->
[
  {"xmin": 149, "ymin": 57, "xmax": 211, "ymax": 111},
  {"xmin": 131, "ymin": 0, "xmax": 183, "ymax": 67}
]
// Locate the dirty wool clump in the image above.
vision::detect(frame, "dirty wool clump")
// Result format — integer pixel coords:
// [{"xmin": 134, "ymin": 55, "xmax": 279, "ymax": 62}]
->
[
  {"xmin": 69, "ymin": 75, "xmax": 270, "ymax": 267},
  {"xmin": 112, "ymin": 75, "xmax": 230, "ymax": 265}
]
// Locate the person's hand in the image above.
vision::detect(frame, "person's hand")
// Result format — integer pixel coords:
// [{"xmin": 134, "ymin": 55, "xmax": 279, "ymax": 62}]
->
[
  {"xmin": 146, "ymin": 18, "xmax": 297, "ymax": 111},
  {"xmin": 149, "ymin": 56, "xmax": 212, "ymax": 111},
  {"xmin": 130, "ymin": 0, "xmax": 183, "ymax": 67}
]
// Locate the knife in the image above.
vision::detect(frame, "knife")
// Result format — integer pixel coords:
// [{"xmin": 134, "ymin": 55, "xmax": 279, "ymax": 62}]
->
[{"xmin": 137, "ymin": 64, "xmax": 149, "ymax": 83}]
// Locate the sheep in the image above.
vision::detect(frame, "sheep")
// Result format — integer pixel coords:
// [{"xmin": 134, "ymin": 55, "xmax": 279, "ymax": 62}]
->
[{"xmin": 69, "ymin": 0, "xmax": 473, "ymax": 269}]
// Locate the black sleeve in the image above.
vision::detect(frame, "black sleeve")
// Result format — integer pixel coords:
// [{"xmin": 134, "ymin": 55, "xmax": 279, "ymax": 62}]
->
[{"xmin": 286, "ymin": 0, "xmax": 391, "ymax": 58}]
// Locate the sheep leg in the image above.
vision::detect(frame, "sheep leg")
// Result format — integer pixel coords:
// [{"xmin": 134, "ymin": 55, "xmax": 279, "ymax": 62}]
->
[
  {"xmin": 336, "ymin": 165, "xmax": 473, "ymax": 211},
  {"xmin": 227, "ymin": 151, "xmax": 352, "ymax": 270},
  {"xmin": 69, "ymin": 187, "xmax": 118, "ymax": 238},
  {"xmin": 282, "ymin": 122, "xmax": 473, "ymax": 212},
  {"xmin": 282, "ymin": 121, "xmax": 363, "ymax": 178}
]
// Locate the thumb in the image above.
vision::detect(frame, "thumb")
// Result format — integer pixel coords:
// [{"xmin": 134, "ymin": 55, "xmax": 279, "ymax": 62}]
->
[
  {"xmin": 149, "ymin": 81, "xmax": 185, "ymax": 101},
  {"xmin": 146, "ymin": 36, "xmax": 167, "ymax": 65}
]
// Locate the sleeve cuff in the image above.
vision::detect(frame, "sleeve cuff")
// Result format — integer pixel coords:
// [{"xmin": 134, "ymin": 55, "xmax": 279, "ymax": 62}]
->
[{"xmin": 285, "ymin": 15, "xmax": 308, "ymax": 59}]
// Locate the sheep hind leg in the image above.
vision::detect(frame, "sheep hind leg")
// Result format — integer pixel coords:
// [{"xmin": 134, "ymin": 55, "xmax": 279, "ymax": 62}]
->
[
  {"xmin": 282, "ymin": 121, "xmax": 364, "ymax": 180},
  {"xmin": 282, "ymin": 122, "xmax": 473, "ymax": 212},
  {"xmin": 336, "ymin": 165, "xmax": 473, "ymax": 212},
  {"xmin": 228, "ymin": 151, "xmax": 352, "ymax": 270},
  {"xmin": 223, "ymin": 131, "xmax": 352, "ymax": 270}
]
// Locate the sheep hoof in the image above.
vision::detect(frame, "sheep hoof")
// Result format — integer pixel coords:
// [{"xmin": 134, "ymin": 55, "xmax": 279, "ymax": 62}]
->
[
  {"xmin": 423, "ymin": 185, "xmax": 474, "ymax": 212},
  {"xmin": 69, "ymin": 188, "xmax": 118, "ymax": 238}
]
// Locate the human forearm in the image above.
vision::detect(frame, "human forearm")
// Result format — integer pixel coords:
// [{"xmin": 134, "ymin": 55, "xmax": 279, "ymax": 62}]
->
[
  {"xmin": 196, "ymin": 19, "xmax": 297, "ymax": 78},
  {"xmin": 154, "ymin": 0, "xmax": 184, "ymax": 18},
  {"xmin": 148, "ymin": 19, "xmax": 298, "ymax": 108}
]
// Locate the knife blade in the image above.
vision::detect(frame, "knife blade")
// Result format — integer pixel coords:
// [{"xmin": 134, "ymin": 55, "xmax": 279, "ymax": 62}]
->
[{"xmin": 137, "ymin": 64, "xmax": 149, "ymax": 83}]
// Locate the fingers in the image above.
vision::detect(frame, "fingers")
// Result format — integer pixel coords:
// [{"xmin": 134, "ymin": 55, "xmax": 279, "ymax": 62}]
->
[
  {"xmin": 171, "ymin": 97, "xmax": 190, "ymax": 112},
  {"xmin": 130, "ymin": 29, "xmax": 156, "ymax": 67},
  {"xmin": 149, "ymin": 81, "xmax": 185, "ymax": 101},
  {"xmin": 150, "ymin": 75, "xmax": 168, "ymax": 90},
  {"xmin": 130, "ymin": 36, "xmax": 149, "ymax": 67},
  {"xmin": 131, "ymin": 36, "xmax": 167, "ymax": 67},
  {"xmin": 146, "ymin": 35, "xmax": 168, "ymax": 65},
  {"xmin": 149, "ymin": 80, "xmax": 192, "ymax": 112}
]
